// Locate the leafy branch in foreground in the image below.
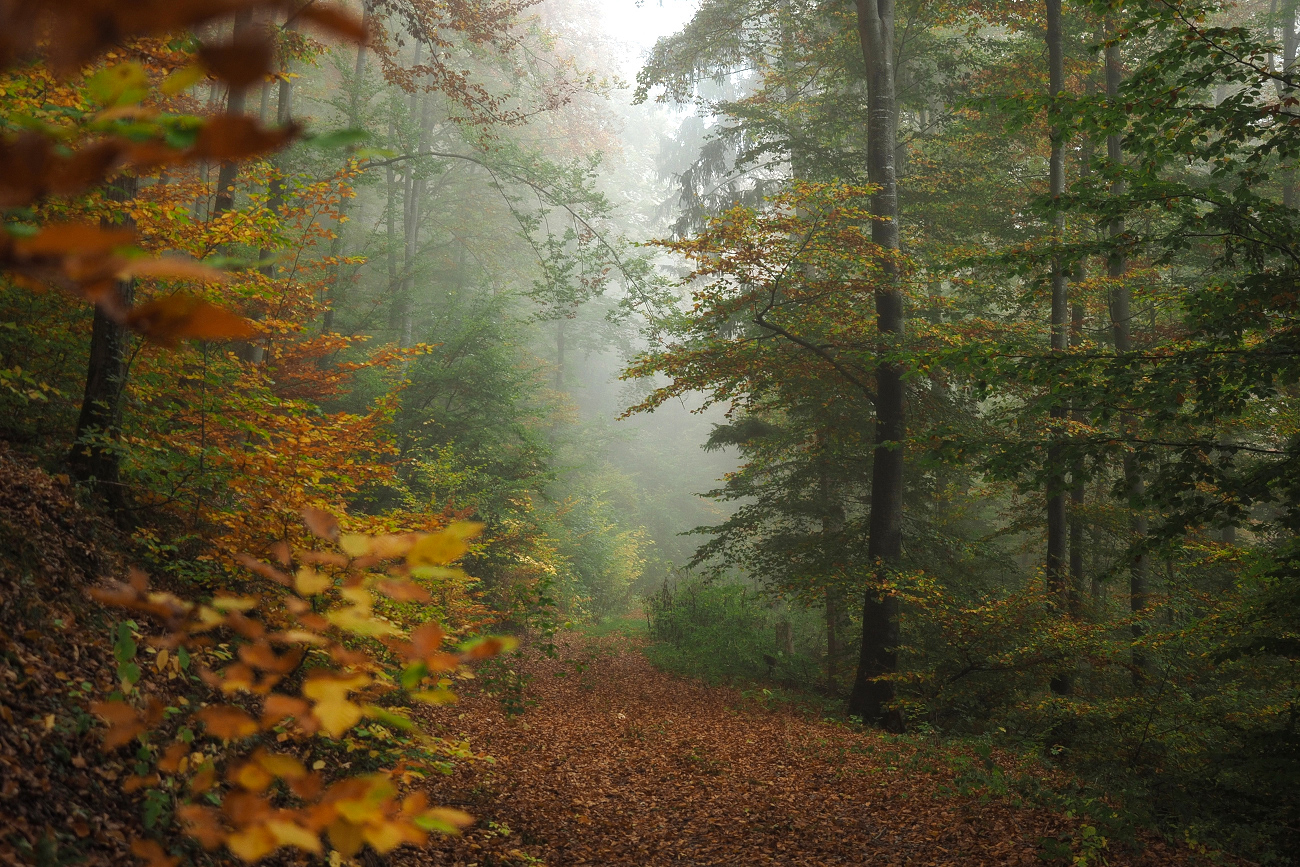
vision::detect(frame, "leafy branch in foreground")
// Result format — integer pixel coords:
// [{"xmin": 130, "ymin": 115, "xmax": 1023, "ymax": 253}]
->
[{"xmin": 89, "ymin": 511, "xmax": 514, "ymax": 865}]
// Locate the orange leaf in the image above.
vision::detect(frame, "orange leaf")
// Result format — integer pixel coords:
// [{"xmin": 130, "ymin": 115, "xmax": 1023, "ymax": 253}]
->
[
  {"xmin": 91, "ymin": 699, "xmax": 145, "ymax": 750},
  {"xmin": 196, "ymin": 705, "xmax": 259, "ymax": 740},
  {"xmin": 463, "ymin": 635, "xmax": 519, "ymax": 660},
  {"xmin": 130, "ymin": 838, "xmax": 180, "ymax": 867},
  {"xmin": 176, "ymin": 804, "xmax": 224, "ymax": 850},
  {"xmin": 13, "ymin": 223, "xmax": 134, "ymax": 257},
  {"xmin": 301, "ymin": 506, "xmax": 340, "ymax": 541},
  {"xmin": 375, "ymin": 579, "xmax": 432, "ymax": 603},
  {"xmin": 191, "ymin": 115, "xmax": 297, "ymax": 161},
  {"xmin": 125, "ymin": 295, "xmax": 256, "ymax": 346},
  {"xmin": 410, "ymin": 622, "xmax": 445, "ymax": 659},
  {"xmin": 119, "ymin": 257, "xmax": 227, "ymax": 284},
  {"xmin": 261, "ymin": 694, "xmax": 310, "ymax": 726}
]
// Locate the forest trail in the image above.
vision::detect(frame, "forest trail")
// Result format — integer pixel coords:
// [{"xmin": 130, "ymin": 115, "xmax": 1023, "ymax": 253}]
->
[{"xmin": 408, "ymin": 634, "xmax": 1192, "ymax": 867}]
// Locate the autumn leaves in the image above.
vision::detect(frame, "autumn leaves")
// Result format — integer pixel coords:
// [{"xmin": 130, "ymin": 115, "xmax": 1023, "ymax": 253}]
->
[
  {"xmin": 0, "ymin": 0, "xmax": 365, "ymax": 346},
  {"xmin": 87, "ymin": 512, "xmax": 513, "ymax": 863}
]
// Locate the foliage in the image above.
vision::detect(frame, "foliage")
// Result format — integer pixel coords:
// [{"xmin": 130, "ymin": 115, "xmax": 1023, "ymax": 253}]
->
[
  {"xmin": 89, "ymin": 512, "xmax": 512, "ymax": 864},
  {"xmin": 645, "ymin": 576, "xmax": 824, "ymax": 688}
]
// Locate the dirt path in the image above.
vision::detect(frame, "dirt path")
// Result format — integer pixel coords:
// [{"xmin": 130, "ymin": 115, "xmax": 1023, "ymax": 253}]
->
[{"xmin": 401, "ymin": 634, "xmax": 1193, "ymax": 867}]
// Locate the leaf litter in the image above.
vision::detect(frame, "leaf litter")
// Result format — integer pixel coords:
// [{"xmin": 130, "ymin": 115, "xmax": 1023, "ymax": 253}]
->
[{"xmin": 405, "ymin": 635, "xmax": 1204, "ymax": 867}]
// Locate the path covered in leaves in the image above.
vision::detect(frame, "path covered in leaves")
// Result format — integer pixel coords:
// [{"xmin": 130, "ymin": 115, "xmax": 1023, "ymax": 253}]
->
[{"xmin": 407, "ymin": 634, "xmax": 1194, "ymax": 867}]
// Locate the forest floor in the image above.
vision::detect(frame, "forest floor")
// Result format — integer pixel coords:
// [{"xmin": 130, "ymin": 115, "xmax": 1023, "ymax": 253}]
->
[
  {"xmin": 408, "ymin": 628, "xmax": 1201, "ymax": 867},
  {"xmin": 0, "ymin": 445, "xmax": 1210, "ymax": 867}
]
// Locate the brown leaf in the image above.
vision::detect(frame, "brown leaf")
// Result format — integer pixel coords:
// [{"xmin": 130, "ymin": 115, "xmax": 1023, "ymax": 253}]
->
[
  {"xmin": 301, "ymin": 506, "xmax": 340, "ymax": 542},
  {"xmin": 199, "ymin": 35, "xmax": 275, "ymax": 91},
  {"xmin": 375, "ymin": 579, "xmax": 433, "ymax": 603},
  {"xmin": 13, "ymin": 223, "xmax": 134, "ymax": 257},
  {"xmin": 195, "ymin": 705, "xmax": 259, "ymax": 740},
  {"xmin": 409, "ymin": 622, "xmax": 446, "ymax": 660},
  {"xmin": 261, "ymin": 694, "xmax": 310, "ymax": 727},
  {"xmin": 130, "ymin": 838, "xmax": 180, "ymax": 867},
  {"xmin": 125, "ymin": 295, "xmax": 256, "ymax": 346},
  {"xmin": 91, "ymin": 700, "xmax": 145, "ymax": 750},
  {"xmin": 119, "ymin": 257, "xmax": 228, "ymax": 284},
  {"xmin": 191, "ymin": 115, "xmax": 298, "ymax": 161},
  {"xmin": 296, "ymin": 3, "xmax": 369, "ymax": 42}
]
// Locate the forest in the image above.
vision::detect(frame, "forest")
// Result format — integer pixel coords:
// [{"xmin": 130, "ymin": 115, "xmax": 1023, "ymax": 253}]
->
[{"xmin": 0, "ymin": 0, "xmax": 1298, "ymax": 864}]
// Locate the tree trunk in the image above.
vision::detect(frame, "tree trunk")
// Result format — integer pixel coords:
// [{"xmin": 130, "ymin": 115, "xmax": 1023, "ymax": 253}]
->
[
  {"xmin": 1069, "ymin": 292, "xmax": 1086, "ymax": 612},
  {"xmin": 1045, "ymin": 0, "xmax": 1072, "ymax": 697},
  {"xmin": 323, "ymin": 2, "xmax": 371, "ymax": 333},
  {"xmin": 848, "ymin": 0, "xmax": 905, "ymax": 733},
  {"xmin": 1104, "ymin": 27, "xmax": 1151, "ymax": 682},
  {"xmin": 820, "ymin": 454, "xmax": 846, "ymax": 689},
  {"xmin": 1273, "ymin": 0, "xmax": 1299, "ymax": 206},
  {"xmin": 212, "ymin": 9, "xmax": 255, "ymax": 218},
  {"xmin": 70, "ymin": 175, "xmax": 139, "ymax": 510},
  {"xmin": 246, "ymin": 19, "xmax": 296, "ymax": 364}
]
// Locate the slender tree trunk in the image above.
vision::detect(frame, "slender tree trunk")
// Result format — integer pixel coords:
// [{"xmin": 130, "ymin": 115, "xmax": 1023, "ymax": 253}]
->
[
  {"xmin": 1045, "ymin": 0, "xmax": 1072, "ymax": 697},
  {"xmin": 1104, "ymin": 27, "xmax": 1151, "ymax": 682},
  {"xmin": 71, "ymin": 175, "xmax": 139, "ymax": 510},
  {"xmin": 323, "ymin": 2, "xmax": 371, "ymax": 333},
  {"xmin": 245, "ymin": 19, "xmax": 296, "ymax": 364},
  {"xmin": 212, "ymin": 9, "xmax": 255, "ymax": 218},
  {"xmin": 1069, "ymin": 287, "xmax": 1086, "ymax": 611},
  {"xmin": 1272, "ymin": 0, "xmax": 1300, "ymax": 206},
  {"xmin": 848, "ymin": 0, "xmax": 905, "ymax": 733},
  {"xmin": 820, "ymin": 453, "xmax": 846, "ymax": 690},
  {"xmin": 555, "ymin": 316, "xmax": 566, "ymax": 389}
]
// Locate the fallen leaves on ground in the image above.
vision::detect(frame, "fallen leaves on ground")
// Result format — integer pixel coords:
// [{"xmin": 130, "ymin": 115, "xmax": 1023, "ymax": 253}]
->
[{"xmin": 404, "ymin": 635, "xmax": 1204, "ymax": 867}]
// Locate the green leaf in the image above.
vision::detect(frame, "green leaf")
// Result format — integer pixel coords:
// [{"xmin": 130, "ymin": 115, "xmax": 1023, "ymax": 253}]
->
[
  {"xmin": 87, "ymin": 62, "xmax": 150, "ymax": 107},
  {"xmin": 113, "ymin": 622, "xmax": 137, "ymax": 665},
  {"xmin": 304, "ymin": 128, "xmax": 370, "ymax": 150}
]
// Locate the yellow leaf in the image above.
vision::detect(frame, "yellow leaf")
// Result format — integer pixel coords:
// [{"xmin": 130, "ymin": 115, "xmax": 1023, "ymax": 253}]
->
[
  {"xmin": 338, "ymin": 534, "xmax": 370, "ymax": 558},
  {"xmin": 313, "ymin": 699, "xmax": 363, "ymax": 737},
  {"xmin": 303, "ymin": 674, "xmax": 369, "ymax": 737},
  {"xmin": 255, "ymin": 751, "xmax": 306, "ymax": 779},
  {"xmin": 294, "ymin": 567, "xmax": 332, "ymax": 596},
  {"xmin": 370, "ymin": 533, "xmax": 417, "ymax": 559},
  {"xmin": 265, "ymin": 820, "xmax": 322, "ymax": 853},
  {"xmin": 161, "ymin": 64, "xmax": 206, "ymax": 96},
  {"xmin": 363, "ymin": 820, "xmax": 407, "ymax": 854},
  {"xmin": 327, "ymin": 819, "xmax": 365, "ymax": 857},
  {"xmin": 225, "ymin": 824, "xmax": 278, "ymax": 862},
  {"xmin": 234, "ymin": 762, "xmax": 274, "ymax": 792},
  {"xmin": 327, "ymin": 605, "xmax": 400, "ymax": 638},
  {"xmin": 339, "ymin": 585, "xmax": 371, "ymax": 607},
  {"xmin": 410, "ymin": 689, "xmax": 458, "ymax": 706},
  {"xmin": 210, "ymin": 594, "xmax": 257, "ymax": 612},
  {"xmin": 407, "ymin": 522, "xmax": 484, "ymax": 567},
  {"xmin": 302, "ymin": 673, "xmax": 370, "ymax": 704},
  {"xmin": 417, "ymin": 807, "xmax": 474, "ymax": 835}
]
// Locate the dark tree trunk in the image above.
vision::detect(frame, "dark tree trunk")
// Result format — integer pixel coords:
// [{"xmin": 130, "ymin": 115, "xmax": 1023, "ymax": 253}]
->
[
  {"xmin": 212, "ymin": 9, "xmax": 255, "ymax": 218},
  {"xmin": 848, "ymin": 0, "xmax": 905, "ymax": 733},
  {"xmin": 70, "ymin": 175, "xmax": 139, "ymax": 509},
  {"xmin": 820, "ymin": 455, "xmax": 845, "ymax": 689},
  {"xmin": 1105, "ymin": 27, "xmax": 1151, "ymax": 681},
  {"xmin": 1045, "ymin": 0, "xmax": 1072, "ymax": 697}
]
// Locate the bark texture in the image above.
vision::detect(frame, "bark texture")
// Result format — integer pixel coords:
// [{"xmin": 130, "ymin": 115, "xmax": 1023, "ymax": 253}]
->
[{"xmin": 848, "ymin": 0, "xmax": 905, "ymax": 732}]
